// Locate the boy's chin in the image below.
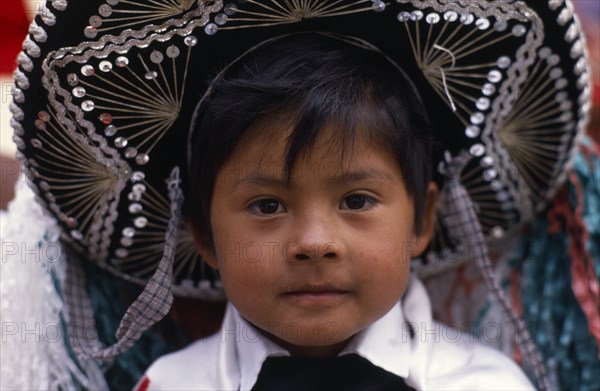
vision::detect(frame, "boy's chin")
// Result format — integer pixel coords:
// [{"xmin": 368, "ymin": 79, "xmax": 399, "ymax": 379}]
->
[{"xmin": 257, "ymin": 323, "xmax": 357, "ymax": 357}]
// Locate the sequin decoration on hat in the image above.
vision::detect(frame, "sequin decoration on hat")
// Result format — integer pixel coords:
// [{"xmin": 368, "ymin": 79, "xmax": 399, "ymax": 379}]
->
[{"xmin": 12, "ymin": 0, "xmax": 590, "ymax": 308}]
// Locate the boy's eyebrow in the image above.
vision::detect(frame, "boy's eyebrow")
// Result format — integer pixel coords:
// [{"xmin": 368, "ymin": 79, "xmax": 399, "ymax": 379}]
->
[
  {"xmin": 333, "ymin": 168, "xmax": 396, "ymax": 184},
  {"xmin": 231, "ymin": 168, "xmax": 395, "ymax": 189}
]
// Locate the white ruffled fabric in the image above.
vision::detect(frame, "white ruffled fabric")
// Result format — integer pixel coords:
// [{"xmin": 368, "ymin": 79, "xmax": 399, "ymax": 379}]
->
[{"xmin": 0, "ymin": 179, "xmax": 107, "ymax": 390}]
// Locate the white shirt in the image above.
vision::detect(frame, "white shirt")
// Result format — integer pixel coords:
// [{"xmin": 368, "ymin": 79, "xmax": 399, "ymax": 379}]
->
[{"xmin": 141, "ymin": 277, "xmax": 534, "ymax": 390}]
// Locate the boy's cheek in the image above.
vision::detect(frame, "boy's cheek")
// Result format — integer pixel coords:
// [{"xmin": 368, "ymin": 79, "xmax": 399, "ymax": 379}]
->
[{"xmin": 212, "ymin": 241, "xmax": 280, "ymax": 270}]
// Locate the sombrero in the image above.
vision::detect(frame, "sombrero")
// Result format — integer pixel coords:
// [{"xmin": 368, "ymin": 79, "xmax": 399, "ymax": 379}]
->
[{"xmin": 10, "ymin": 0, "xmax": 591, "ymax": 386}]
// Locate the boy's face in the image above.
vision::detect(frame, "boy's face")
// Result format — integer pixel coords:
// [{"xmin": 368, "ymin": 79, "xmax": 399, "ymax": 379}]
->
[{"xmin": 195, "ymin": 122, "xmax": 437, "ymax": 357}]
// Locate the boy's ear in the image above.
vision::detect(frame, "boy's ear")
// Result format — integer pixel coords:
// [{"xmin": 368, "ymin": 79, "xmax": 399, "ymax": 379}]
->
[
  {"xmin": 412, "ymin": 181, "xmax": 438, "ymax": 256},
  {"xmin": 188, "ymin": 221, "xmax": 219, "ymax": 269}
]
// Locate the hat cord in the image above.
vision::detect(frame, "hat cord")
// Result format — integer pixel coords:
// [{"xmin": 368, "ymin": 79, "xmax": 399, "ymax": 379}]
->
[
  {"xmin": 441, "ymin": 152, "xmax": 553, "ymax": 390},
  {"xmin": 66, "ymin": 167, "xmax": 183, "ymax": 361},
  {"xmin": 432, "ymin": 44, "xmax": 457, "ymax": 112}
]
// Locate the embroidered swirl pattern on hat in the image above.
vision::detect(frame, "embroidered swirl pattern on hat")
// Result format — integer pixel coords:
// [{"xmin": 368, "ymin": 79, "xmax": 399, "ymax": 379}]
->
[{"xmin": 11, "ymin": 0, "xmax": 590, "ymax": 298}]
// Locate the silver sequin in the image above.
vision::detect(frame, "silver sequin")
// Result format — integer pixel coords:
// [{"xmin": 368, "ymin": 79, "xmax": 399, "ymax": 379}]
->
[
  {"xmin": 470, "ymin": 112, "xmax": 485, "ymax": 125},
  {"xmin": 81, "ymin": 100, "xmax": 95, "ymax": 111},
  {"xmin": 116, "ymin": 56, "xmax": 129, "ymax": 67},
  {"xmin": 128, "ymin": 192, "xmax": 141, "ymax": 202},
  {"xmin": 481, "ymin": 156, "xmax": 494, "ymax": 167},
  {"xmin": 114, "ymin": 137, "xmax": 128, "ymax": 148},
  {"xmin": 555, "ymin": 91, "xmax": 568, "ymax": 102},
  {"xmin": 215, "ymin": 13, "xmax": 228, "ymax": 25},
  {"xmin": 550, "ymin": 67, "xmax": 563, "ymax": 80},
  {"xmin": 135, "ymin": 153, "xmax": 150, "ymax": 165},
  {"xmin": 538, "ymin": 47, "xmax": 551, "ymax": 59},
  {"xmin": 184, "ymin": 36, "xmax": 198, "ymax": 46},
  {"xmin": 549, "ymin": 0, "xmax": 565, "ymax": 11},
  {"xmin": 129, "ymin": 203, "xmax": 143, "ymax": 213},
  {"xmin": 133, "ymin": 183, "xmax": 146, "ymax": 194},
  {"xmin": 131, "ymin": 171, "xmax": 145, "ymax": 182},
  {"xmin": 70, "ymin": 230, "xmax": 84, "ymax": 240},
  {"xmin": 84, "ymin": 26, "xmax": 97, "ymax": 39},
  {"xmin": 31, "ymin": 138, "xmax": 43, "ymax": 148},
  {"xmin": 483, "ymin": 167, "xmax": 498, "ymax": 181},
  {"xmin": 465, "ymin": 125, "xmax": 480, "ymax": 138},
  {"xmin": 150, "ymin": 51, "xmax": 164, "ymax": 64},
  {"xmin": 565, "ymin": 23, "xmax": 578, "ymax": 43},
  {"xmin": 73, "ymin": 86, "xmax": 86, "ymax": 97},
  {"xmin": 560, "ymin": 100, "xmax": 573, "ymax": 111},
  {"xmin": 205, "ymin": 23, "xmax": 218, "ymax": 35},
  {"xmin": 571, "ymin": 40, "xmax": 584, "ymax": 59},
  {"xmin": 34, "ymin": 120, "xmax": 46, "ymax": 130},
  {"xmin": 511, "ymin": 24, "xmax": 526, "ymax": 37},
  {"xmin": 134, "ymin": 217, "xmax": 148, "ymax": 228},
  {"xmin": 460, "ymin": 13, "xmax": 474, "ymax": 25},
  {"xmin": 475, "ymin": 18, "xmax": 490, "ymax": 30},
  {"xmin": 494, "ymin": 20, "xmax": 507, "ymax": 32},
  {"xmin": 89, "ymin": 15, "xmax": 102, "ymax": 27},
  {"xmin": 120, "ymin": 237, "xmax": 134, "ymax": 247},
  {"xmin": 224, "ymin": 3, "xmax": 238, "ymax": 15},
  {"xmin": 469, "ymin": 143, "xmax": 486, "ymax": 157},
  {"xmin": 547, "ymin": 54, "xmax": 560, "ymax": 66},
  {"xmin": 443, "ymin": 11, "xmax": 458, "ymax": 22},
  {"xmin": 81, "ymin": 65, "xmax": 94, "ymax": 76},
  {"xmin": 104, "ymin": 125, "xmax": 117, "ymax": 137},
  {"xmin": 487, "ymin": 70, "xmax": 502, "ymax": 83},
  {"xmin": 122, "ymin": 227, "xmax": 135, "ymax": 238},
  {"xmin": 99, "ymin": 61, "xmax": 113, "ymax": 72},
  {"xmin": 99, "ymin": 4, "xmax": 112, "ymax": 17},
  {"xmin": 476, "ymin": 97, "xmax": 490, "ymax": 111},
  {"xmin": 558, "ymin": 7, "xmax": 572, "ymax": 26},
  {"xmin": 482, "ymin": 83, "xmax": 496, "ymax": 96},
  {"xmin": 411, "ymin": 11, "xmax": 423, "ymax": 21},
  {"xmin": 39, "ymin": 180, "xmax": 50, "ymax": 191},
  {"xmin": 372, "ymin": 1, "xmax": 385, "ymax": 12},
  {"xmin": 497, "ymin": 56, "xmax": 511, "ymax": 69},
  {"xmin": 166, "ymin": 45, "xmax": 180, "ymax": 58},
  {"xmin": 125, "ymin": 147, "xmax": 138, "ymax": 158},
  {"xmin": 426, "ymin": 13, "xmax": 440, "ymax": 24},
  {"xmin": 67, "ymin": 73, "xmax": 79, "ymax": 86}
]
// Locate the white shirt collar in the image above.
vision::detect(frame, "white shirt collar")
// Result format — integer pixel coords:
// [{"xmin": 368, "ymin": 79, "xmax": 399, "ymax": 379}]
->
[
  {"xmin": 231, "ymin": 307, "xmax": 289, "ymax": 391},
  {"xmin": 339, "ymin": 299, "xmax": 410, "ymax": 378},
  {"xmin": 145, "ymin": 275, "xmax": 535, "ymax": 390},
  {"xmin": 230, "ymin": 275, "xmax": 427, "ymax": 390}
]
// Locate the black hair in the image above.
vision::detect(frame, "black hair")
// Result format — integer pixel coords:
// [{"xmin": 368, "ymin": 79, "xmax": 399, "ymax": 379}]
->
[{"xmin": 188, "ymin": 33, "xmax": 435, "ymax": 245}]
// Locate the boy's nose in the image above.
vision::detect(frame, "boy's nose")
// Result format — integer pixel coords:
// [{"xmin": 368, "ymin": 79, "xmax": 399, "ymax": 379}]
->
[
  {"xmin": 286, "ymin": 214, "xmax": 341, "ymax": 262},
  {"xmin": 286, "ymin": 241, "xmax": 339, "ymax": 262}
]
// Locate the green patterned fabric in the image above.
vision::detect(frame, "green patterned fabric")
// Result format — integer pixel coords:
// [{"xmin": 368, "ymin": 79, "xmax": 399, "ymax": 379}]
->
[
  {"xmin": 508, "ymin": 139, "xmax": 600, "ymax": 390},
  {"xmin": 83, "ymin": 261, "xmax": 189, "ymax": 390}
]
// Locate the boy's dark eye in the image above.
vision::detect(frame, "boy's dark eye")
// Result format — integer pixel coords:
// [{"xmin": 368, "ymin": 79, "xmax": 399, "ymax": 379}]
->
[
  {"xmin": 259, "ymin": 200, "xmax": 280, "ymax": 214},
  {"xmin": 249, "ymin": 199, "xmax": 283, "ymax": 215},
  {"xmin": 342, "ymin": 194, "xmax": 371, "ymax": 210}
]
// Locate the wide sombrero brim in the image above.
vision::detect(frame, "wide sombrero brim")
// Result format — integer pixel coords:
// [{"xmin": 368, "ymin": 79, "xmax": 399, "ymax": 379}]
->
[{"xmin": 11, "ymin": 0, "xmax": 591, "ymax": 298}]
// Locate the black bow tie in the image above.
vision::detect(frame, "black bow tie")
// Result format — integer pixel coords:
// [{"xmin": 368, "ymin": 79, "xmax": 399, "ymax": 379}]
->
[{"xmin": 251, "ymin": 353, "xmax": 416, "ymax": 391}]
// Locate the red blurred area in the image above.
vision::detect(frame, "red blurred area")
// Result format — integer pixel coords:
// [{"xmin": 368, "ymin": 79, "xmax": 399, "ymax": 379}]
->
[{"xmin": 0, "ymin": 0, "xmax": 29, "ymax": 74}]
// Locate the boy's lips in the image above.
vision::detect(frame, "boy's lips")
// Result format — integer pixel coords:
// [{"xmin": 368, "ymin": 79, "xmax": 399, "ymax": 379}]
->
[{"xmin": 283, "ymin": 282, "xmax": 351, "ymax": 295}]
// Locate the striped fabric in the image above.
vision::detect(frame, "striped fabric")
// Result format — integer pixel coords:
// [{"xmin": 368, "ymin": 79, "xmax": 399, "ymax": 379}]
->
[
  {"xmin": 65, "ymin": 167, "xmax": 183, "ymax": 361},
  {"xmin": 440, "ymin": 152, "xmax": 552, "ymax": 390}
]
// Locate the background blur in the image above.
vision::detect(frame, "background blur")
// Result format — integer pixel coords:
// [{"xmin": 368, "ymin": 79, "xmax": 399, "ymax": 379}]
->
[{"xmin": 1, "ymin": 0, "xmax": 598, "ymax": 209}]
